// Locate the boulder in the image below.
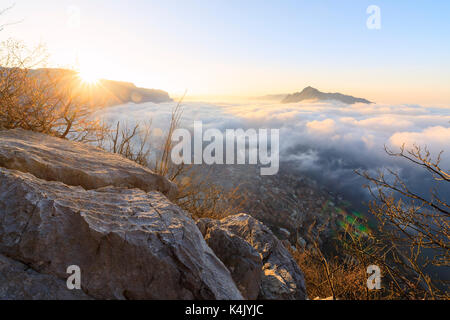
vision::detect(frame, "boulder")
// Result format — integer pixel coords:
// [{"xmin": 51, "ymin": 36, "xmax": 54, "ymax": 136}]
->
[
  {"xmin": 0, "ymin": 129, "xmax": 177, "ymax": 199},
  {"xmin": 197, "ymin": 219, "xmax": 262, "ymax": 300},
  {"xmin": 0, "ymin": 253, "xmax": 91, "ymax": 300},
  {"xmin": 0, "ymin": 167, "xmax": 243, "ymax": 300},
  {"xmin": 198, "ymin": 214, "xmax": 307, "ymax": 300}
]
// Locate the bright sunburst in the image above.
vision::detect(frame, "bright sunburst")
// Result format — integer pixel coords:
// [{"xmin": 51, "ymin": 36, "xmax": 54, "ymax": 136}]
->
[{"xmin": 77, "ymin": 69, "xmax": 100, "ymax": 85}]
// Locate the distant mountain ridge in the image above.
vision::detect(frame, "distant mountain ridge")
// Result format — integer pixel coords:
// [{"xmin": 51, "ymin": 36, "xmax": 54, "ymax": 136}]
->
[
  {"xmin": 29, "ymin": 68, "xmax": 172, "ymax": 107},
  {"xmin": 281, "ymin": 86, "xmax": 372, "ymax": 104}
]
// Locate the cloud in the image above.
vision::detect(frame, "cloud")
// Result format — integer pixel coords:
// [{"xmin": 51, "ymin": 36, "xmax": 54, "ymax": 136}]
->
[
  {"xmin": 94, "ymin": 99, "xmax": 450, "ymax": 202},
  {"xmin": 389, "ymin": 126, "xmax": 450, "ymax": 156},
  {"xmin": 344, "ymin": 116, "xmax": 414, "ymax": 130},
  {"xmin": 306, "ymin": 119, "xmax": 336, "ymax": 134}
]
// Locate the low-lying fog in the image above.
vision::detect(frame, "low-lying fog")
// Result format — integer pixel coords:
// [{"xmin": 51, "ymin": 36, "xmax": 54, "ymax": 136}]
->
[{"xmin": 94, "ymin": 100, "xmax": 450, "ymax": 205}]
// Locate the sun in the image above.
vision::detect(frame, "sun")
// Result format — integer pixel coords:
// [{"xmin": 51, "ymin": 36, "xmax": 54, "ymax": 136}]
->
[{"xmin": 77, "ymin": 69, "xmax": 100, "ymax": 85}]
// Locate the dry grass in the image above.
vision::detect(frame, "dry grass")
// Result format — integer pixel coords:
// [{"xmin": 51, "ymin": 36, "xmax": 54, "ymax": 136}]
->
[
  {"xmin": 174, "ymin": 166, "xmax": 247, "ymax": 220},
  {"xmin": 292, "ymin": 248, "xmax": 375, "ymax": 300}
]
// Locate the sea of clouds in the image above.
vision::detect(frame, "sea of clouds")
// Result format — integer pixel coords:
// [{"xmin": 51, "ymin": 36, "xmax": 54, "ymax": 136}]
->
[{"xmin": 93, "ymin": 100, "xmax": 450, "ymax": 203}]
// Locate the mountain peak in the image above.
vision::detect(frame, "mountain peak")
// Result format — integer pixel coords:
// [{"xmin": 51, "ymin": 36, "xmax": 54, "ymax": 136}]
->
[
  {"xmin": 282, "ymin": 87, "xmax": 372, "ymax": 104},
  {"xmin": 301, "ymin": 86, "xmax": 319, "ymax": 94}
]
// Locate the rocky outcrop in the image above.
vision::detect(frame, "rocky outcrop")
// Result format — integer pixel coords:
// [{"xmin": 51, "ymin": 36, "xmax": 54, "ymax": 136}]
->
[
  {"xmin": 0, "ymin": 129, "xmax": 177, "ymax": 200},
  {"xmin": 0, "ymin": 167, "xmax": 243, "ymax": 300},
  {"xmin": 0, "ymin": 129, "xmax": 309, "ymax": 300},
  {"xmin": 197, "ymin": 214, "xmax": 308, "ymax": 300},
  {"xmin": 0, "ymin": 253, "xmax": 92, "ymax": 300},
  {"xmin": 197, "ymin": 219, "xmax": 262, "ymax": 300}
]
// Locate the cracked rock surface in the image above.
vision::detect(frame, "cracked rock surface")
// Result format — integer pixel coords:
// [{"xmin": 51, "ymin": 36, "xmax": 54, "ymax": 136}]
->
[
  {"xmin": 0, "ymin": 167, "xmax": 242, "ymax": 300},
  {"xmin": 0, "ymin": 129, "xmax": 177, "ymax": 200}
]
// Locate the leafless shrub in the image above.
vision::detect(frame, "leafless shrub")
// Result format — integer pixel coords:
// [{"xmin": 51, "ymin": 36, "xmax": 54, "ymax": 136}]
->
[
  {"xmin": 0, "ymin": 39, "xmax": 106, "ymax": 142},
  {"xmin": 294, "ymin": 144, "xmax": 450, "ymax": 300},
  {"xmin": 105, "ymin": 120, "xmax": 152, "ymax": 166},
  {"xmin": 347, "ymin": 144, "xmax": 450, "ymax": 299}
]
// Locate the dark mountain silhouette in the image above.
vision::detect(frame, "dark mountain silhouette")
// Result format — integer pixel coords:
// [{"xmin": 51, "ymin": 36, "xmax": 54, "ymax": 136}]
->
[{"xmin": 282, "ymin": 86, "xmax": 372, "ymax": 104}]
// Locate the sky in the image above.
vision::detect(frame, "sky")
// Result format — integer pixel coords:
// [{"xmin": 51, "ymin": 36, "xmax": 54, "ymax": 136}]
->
[{"xmin": 1, "ymin": 0, "xmax": 450, "ymax": 105}]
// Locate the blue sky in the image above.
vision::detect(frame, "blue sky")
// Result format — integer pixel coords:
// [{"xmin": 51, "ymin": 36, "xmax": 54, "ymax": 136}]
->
[{"xmin": 2, "ymin": 0, "xmax": 450, "ymax": 104}]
